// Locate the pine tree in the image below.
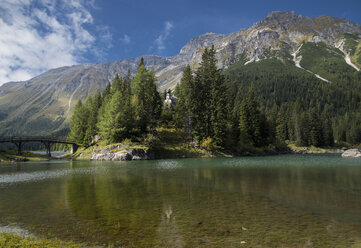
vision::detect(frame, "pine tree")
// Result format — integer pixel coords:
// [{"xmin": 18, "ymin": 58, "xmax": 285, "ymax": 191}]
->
[
  {"xmin": 322, "ymin": 114, "xmax": 334, "ymax": 146},
  {"xmin": 276, "ymin": 105, "xmax": 288, "ymax": 141},
  {"xmin": 192, "ymin": 48, "xmax": 212, "ymax": 142},
  {"xmin": 192, "ymin": 46, "xmax": 229, "ymax": 145},
  {"xmin": 131, "ymin": 58, "xmax": 162, "ymax": 133},
  {"xmin": 84, "ymin": 92, "xmax": 102, "ymax": 145},
  {"xmin": 102, "ymin": 82, "xmax": 112, "ymax": 100},
  {"xmin": 308, "ymin": 108, "xmax": 323, "ymax": 147},
  {"xmin": 239, "ymin": 85, "xmax": 267, "ymax": 147},
  {"xmin": 82, "ymin": 96, "xmax": 93, "ymax": 146},
  {"xmin": 291, "ymin": 99, "xmax": 309, "ymax": 146},
  {"xmin": 229, "ymin": 85, "xmax": 244, "ymax": 146},
  {"xmin": 97, "ymin": 80, "xmax": 133, "ymax": 144},
  {"xmin": 175, "ymin": 65, "xmax": 195, "ymax": 141},
  {"xmin": 69, "ymin": 100, "xmax": 89, "ymax": 146},
  {"xmin": 111, "ymin": 73, "xmax": 122, "ymax": 93}
]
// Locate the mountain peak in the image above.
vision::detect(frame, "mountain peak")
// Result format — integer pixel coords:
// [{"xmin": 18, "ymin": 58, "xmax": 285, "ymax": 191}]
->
[{"xmin": 266, "ymin": 10, "xmax": 300, "ymax": 19}]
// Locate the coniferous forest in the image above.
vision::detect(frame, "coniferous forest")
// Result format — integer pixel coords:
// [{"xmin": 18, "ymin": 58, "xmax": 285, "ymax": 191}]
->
[{"xmin": 69, "ymin": 46, "xmax": 361, "ymax": 154}]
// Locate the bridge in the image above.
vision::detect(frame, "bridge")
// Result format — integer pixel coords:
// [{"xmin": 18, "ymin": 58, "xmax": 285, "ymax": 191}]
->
[{"xmin": 0, "ymin": 136, "xmax": 79, "ymax": 157}]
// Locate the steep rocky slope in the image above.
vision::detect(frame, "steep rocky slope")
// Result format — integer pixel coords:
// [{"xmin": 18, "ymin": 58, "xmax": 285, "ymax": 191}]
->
[{"xmin": 0, "ymin": 11, "xmax": 360, "ymax": 135}]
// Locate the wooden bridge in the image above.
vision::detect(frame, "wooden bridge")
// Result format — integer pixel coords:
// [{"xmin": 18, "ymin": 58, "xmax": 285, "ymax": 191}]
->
[{"xmin": 0, "ymin": 136, "xmax": 79, "ymax": 157}]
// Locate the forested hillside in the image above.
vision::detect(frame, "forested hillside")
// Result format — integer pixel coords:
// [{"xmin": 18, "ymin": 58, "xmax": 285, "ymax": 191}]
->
[
  {"xmin": 224, "ymin": 56, "xmax": 361, "ymax": 147},
  {"xmin": 69, "ymin": 47, "xmax": 361, "ymax": 154}
]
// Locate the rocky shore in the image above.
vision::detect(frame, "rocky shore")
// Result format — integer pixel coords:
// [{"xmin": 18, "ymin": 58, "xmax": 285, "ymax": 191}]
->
[
  {"xmin": 91, "ymin": 144, "xmax": 154, "ymax": 161},
  {"xmin": 341, "ymin": 149, "xmax": 361, "ymax": 158}
]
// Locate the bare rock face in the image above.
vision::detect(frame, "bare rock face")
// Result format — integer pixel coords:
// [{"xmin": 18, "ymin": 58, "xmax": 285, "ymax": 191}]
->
[{"xmin": 341, "ymin": 149, "xmax": 361, "ymax": 158}]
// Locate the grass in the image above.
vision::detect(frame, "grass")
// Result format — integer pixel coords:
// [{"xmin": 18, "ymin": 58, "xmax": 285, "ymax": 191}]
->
[
  {"xmin": 71, "ymin": 128, "xmax": 353, "ymax": 160},
  {"xmin": 0, "ymin": 149, "xmax": 49, "ymax": 163},
  {"xmin": 71, "ymin": 127, "xmax": 233, "ymax": 160},
  {"xmin": 151, "ymin": 127, "xmax": 216, "ymax": 159},
  {"xmin": 0, "ymin": 232, "xmax": 82, "ymax": 248},
  {"xmin": 299, "ymin": 42, "xmax": 357, "ymax": 82},
  {"xmin": 344, "ymin": 33, "xmax": 359, "ymax": 56},
  {"xmin": 351, "ymin": 39, "xmax": 361, "ymax": 68},
  {"xmin": 70, "ymin": 146, "xmax": 94, "ymax": 160},
  {"xmin": 288, "ymin": 143, "xmax": 340, "ymax": 153}
]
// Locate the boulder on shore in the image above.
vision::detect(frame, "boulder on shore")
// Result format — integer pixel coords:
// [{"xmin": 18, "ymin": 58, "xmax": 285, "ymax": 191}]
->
[
  {"xmin": 341, "ymin": 149, "xmax": 361, "ymax": 158},
  {"xmin": 91, "ymin": 147, "xmax": 154, "ymax": 161}
]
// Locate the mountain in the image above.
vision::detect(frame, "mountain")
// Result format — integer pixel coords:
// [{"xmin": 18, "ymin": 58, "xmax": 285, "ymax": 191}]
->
[{"xmin": 0, "ymin": 11, "xmax": 360, "ymax": 136}]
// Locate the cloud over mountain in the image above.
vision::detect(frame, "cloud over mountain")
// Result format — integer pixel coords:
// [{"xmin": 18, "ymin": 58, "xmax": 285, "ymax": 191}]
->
[{"xmin": 0, "ymin": 0, "xmax": 99, "ymax": 85}]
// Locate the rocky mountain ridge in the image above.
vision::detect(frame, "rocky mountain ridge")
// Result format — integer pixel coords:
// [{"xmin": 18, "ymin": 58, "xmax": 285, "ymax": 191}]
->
[{"xmin": 0, "ymin": 11, "xmax": 360, "ymax": 135}]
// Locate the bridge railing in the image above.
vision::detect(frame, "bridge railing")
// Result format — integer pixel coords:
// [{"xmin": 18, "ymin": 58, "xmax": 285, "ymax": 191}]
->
[{"xmin": 0, "ymin": 136, "xmax": 78, "ymax": 145}]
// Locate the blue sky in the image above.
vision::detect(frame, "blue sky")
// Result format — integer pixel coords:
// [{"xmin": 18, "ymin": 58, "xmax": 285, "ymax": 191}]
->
[{"xmin": 0, "ymin": 0, "xmax": 360, "ymax": 85}]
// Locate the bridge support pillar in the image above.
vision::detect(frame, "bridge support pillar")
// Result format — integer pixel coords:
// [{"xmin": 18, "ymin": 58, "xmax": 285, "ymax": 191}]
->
[
  {"xmin": 42, "ymin": 141, "xmax": 53, "ymax": 157},
  {"xmin": 13, "ymin": 141, "xmax": 23, "ymax": 155},
  {"xmin": 71, "ymin": 144, "xmax": 78, "ymax": 154}
]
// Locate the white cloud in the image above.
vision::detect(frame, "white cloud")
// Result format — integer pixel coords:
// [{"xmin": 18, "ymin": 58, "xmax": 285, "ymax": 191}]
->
[
  {"xmin": 121, "ymin": 34, "xmax": 131, "ymax": 45},
  {"xmin": 0, "ymin": 0, "xmax": 100, "ymax": 85},
  {"xmin": 154, "ymin": 21, "xmax": 174, "ymax": 53}
]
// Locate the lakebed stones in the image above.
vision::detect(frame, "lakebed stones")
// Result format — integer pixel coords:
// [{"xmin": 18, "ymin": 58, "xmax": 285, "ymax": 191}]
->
[
  {"xmin": 91, "ymin": 148, "xmax": 154, "ymax": 161},
  {"xmin": 341, "ymin": 149, "xmax": 361, "ymax": 158}
]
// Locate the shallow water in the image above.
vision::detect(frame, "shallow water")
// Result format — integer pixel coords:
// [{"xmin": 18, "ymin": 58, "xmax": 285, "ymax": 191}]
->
[{"xmin": 0, "ymin": 154, "xmax": 360, "ymax": 247}]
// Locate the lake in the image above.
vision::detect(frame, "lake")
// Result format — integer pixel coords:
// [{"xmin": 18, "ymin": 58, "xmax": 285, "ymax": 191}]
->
[{"xmin": 0, "ymin": 154, "xmax": 360, "ymax": 247}]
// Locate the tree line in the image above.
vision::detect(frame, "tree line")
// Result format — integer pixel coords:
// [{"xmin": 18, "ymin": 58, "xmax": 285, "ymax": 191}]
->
[
  {"xmin": 69, "ymin": 46, "xmax": 361, "ymax": 152},
  {"xmin": 69, "ymin": 58, "xmax": 161, "ymax": 147}
]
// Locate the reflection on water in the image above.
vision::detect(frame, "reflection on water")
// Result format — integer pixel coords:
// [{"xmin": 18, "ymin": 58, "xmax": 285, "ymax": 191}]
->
[{"xmin": 0, "ymin": 155, "xmax": 360, "ymax": 247}]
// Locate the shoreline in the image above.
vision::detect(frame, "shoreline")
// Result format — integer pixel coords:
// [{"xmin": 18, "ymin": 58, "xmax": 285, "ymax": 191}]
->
[
  {"xmin": 0, "ymin": 145, "xmax": 347, "ymax": 163},
  {"xmin": 0, "ymin": 149, "xmax": 51, "ymax": 163},
  {"xmin": 68, "ymin": 143, "xmax": 345, "ymax": 162}
]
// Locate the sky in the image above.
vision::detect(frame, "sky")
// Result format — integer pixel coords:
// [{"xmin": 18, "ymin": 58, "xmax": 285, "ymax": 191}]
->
[{"xmin": 0, "ymin": 0, "xmax": 360, "ymax": 85}]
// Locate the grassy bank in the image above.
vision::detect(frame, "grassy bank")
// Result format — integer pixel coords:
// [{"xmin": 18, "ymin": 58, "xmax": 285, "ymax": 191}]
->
[
  {"xmin": 70, "ymin": 128, "xmax": 231, "ymax": 160},
  {"xmin": 287, "ymin": 144, "xmax": 341, "ymax": 154},
  {"xmin": 0, "ymin": 232, "xmax": 81, "ymax": 248},
  {"xmin": 0, "ymin": 149, "xmax": 49, "ymax": 163},
  {"xmin": 39, "ymin": 128, "xmax": 353, "ymax": 161},
  {"xmin": 150, "ymin": 127, "xmax": 220, "ymax": 159},
  {"xmin": 70, "ymin": 128, "xmax": 287, "ymax": 160}
]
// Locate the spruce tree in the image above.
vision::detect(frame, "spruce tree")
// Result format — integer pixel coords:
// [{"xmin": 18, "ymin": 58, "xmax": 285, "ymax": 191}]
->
[
  {"xmin": 69, "ymin": 100, "xmax": 89, "ymax": 146},
  {"xmin": 82, "ymin": 96, "xmax": 93, "ymax": 146},
  {"xmin": 175, "ymin": 65, "xmax": 195, "ymax": 141},
  {"xmin": 229, "ymin": 86, "xmax": 244, "ymax": 147},
  {"xmin": 308, "ymin": 108, "xmax": 323, "ymax": 147},
  {"xmin": 111, "ymin": 73, "xmax": 122, "ymax": 93},
  {"xmin": 97, "ymin": 77, "xmax": 133, "ymax": 144},
  {"xmin": 239, "ymin": 85, "xmax": 267, "ymax": 147},
  {"xmin": 131, "ymin": 58, "xmax": 162, "ymax": 133},
  {"xmin": 192, "ymin": 46, "xmax": 229, "ymax": 145},
  {"xmin": 192, "ymin": 48, "xmax": 212, "ymax": 142},
  {"xmin": 84, "ymin": 92, "xmax": 102, "ymax": 144},
  {"xmin": 276, "ymin": 105, "xmax": 288, "ymax": 141}
]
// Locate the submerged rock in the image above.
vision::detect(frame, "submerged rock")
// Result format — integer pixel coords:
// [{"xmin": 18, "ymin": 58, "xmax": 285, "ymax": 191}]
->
[{"xmin": 341, "ymin": 149, "xmax": 361, "ymax": 158}]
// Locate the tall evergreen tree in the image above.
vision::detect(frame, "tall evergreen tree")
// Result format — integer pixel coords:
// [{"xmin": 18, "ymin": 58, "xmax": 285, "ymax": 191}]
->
[
  {"xmin": 69, "ymin": 100, "xmax": 89, "ymax": 146},
  {"xmin": 308, "ymin": 108, "xmax": 323, "ymax": 147},
  {"xmin": 276, "ymin": 105, "xmax": 288, "ymax": 141},
  {"xmin": 239, "ymin": 85, "xmax": 268, "ymax": 147},
  {"xmin": 192, "ymin": 46, "xmax": 229, "ymax": 145},
  {"xmin": 84, "ymin": 92, "xmax": 102, "ymax": 145},
  {"xmin": 98, "ymin": 75, "xmax": 133, "ymax": 143},
  {"xmin": 111, "ymin": 73, "xmax": 122, "ymax": 93},
  {"xmin": 131, "ymin": 58, "xmax": 162, "ymax": 132},
  {"xmin": 175, "ymin": 65, "xmax": 195, "ymax": 141}
]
